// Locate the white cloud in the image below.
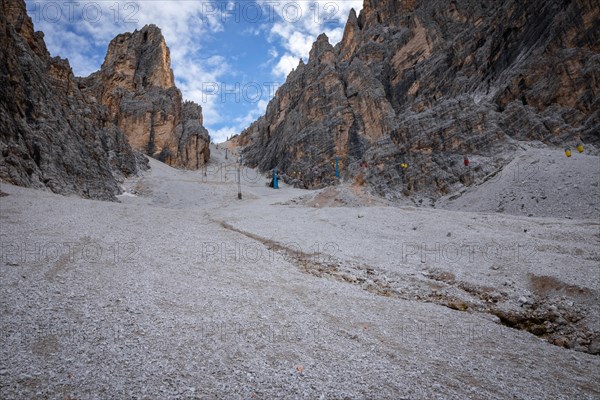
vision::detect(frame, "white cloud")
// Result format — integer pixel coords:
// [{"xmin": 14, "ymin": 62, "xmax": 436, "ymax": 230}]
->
[
  {"xmin": 273, "ymin": 54, "xmax": 300, "ymax": 80},
  {"xmin": 210, "ymin": 126, "xmax": 240, "ymax": 142},
  {"xmin": 209, "ymin": 98, "xmax": 269, "ymax": 143},
  {"xmin": 238, "ymin": 99, "xmax": 269, "ymax": 126},
  {"xmin": 261, "ymin": 0, "xmax": 363, "ymax": 79},
  {"xmin": 243, "ymin": 26, "xmax": 262, "ymax": 36},
  {"xmin": 174, "ymin": 55, "xmax": 230, "ymax": 126}
]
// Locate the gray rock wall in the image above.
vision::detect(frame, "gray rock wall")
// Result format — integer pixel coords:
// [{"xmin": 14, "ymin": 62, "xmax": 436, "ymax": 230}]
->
[
  {"xmin": 240, "ymin": 0, "xmax": 599, "ymax": 199},
  {"xmin": 0, "ymin": 0, "xmax": 146, "ymax": 201}
]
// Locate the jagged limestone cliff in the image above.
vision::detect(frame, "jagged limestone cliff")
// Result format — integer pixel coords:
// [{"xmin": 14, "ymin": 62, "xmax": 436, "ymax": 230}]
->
[
  {"xmin": 240, "ymin": 0, "xmax": 599, "ymax": 198},
  {"xmin": 0, "ymin": 0, "xmax": 144, "ymax": 200},
  {"xmin": 0, "ymin": 2, "xmax": 210, "ymax": 200},
  {"xmin": 79, "ymin": 24, "xmax": 210, "ymax": 169}
]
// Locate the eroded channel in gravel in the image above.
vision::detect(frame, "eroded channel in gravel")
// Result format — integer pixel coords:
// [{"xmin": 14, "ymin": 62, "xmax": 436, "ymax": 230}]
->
[{"xmin": 217, "ymin": 220, "xmax": 600, "ymax": 355}]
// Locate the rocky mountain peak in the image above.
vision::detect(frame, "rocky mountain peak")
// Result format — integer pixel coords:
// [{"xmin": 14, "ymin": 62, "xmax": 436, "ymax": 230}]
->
[
  {"xmin": 358, "ymin": 0, "xmax": 410, "ymax": 29},
  {"xmin": 101, "ymin": 24, "xmax": 175, "ymax": 90},
  {"xmin": 339, "ymin": 8, "xmax": 360, "ymax": 62},
  {"xmin": 308, "ymin": 33, "xmax": 336, "ymax": 66},
  {"xmin": 1, "ymin": 0, "xmax": 210, "ymax": 200},
  {"xmin": 79, "ymin": 25, "xmax": 210, "ymax": 169},
  {"xmin": 2, "ymin": 0, "xmax": 48, "ymax": 59},
  {"xmin": 240, "ymin": 0, "xmax": 599, "ymax": 200},
  {"xmin": 0, "ymin": 0, "xmax": 146, "ymax": 200}
]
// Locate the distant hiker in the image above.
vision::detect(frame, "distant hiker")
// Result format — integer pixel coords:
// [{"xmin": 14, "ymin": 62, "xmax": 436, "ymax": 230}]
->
[{"xmin": 463, "ymin": 157, "xmax": 470, "ymax": 167}]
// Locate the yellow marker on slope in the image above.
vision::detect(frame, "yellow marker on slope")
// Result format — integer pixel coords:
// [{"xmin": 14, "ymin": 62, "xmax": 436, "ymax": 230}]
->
[
  {"xmin": 565, "ymin": 148, "xmax": 572, "ymax": 158},
  {"xmin": 577, "ymin": 143, "xmax": 584, "ymax": 153}
]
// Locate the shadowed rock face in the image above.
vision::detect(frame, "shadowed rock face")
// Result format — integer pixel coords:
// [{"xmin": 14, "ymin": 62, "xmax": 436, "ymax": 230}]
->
[
  {"xmin": 0, "ymin": 2, "xmax": 210, "ymax": 200},
  {"xmin": 79, "ymin": 25, "xmax": 210, "ymax": 169},
  {"xmin": 0, "ymin": 0, "xmax": 146, "ymax": 201},
  {"xmin": 240, "ymin": 0, "xmax": 599, "ymax": 199}
]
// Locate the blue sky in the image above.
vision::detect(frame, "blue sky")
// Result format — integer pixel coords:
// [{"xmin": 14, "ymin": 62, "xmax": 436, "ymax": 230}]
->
[{"xmin": 25, "ymin": 0, "xmax": 363, "ymax": 142}]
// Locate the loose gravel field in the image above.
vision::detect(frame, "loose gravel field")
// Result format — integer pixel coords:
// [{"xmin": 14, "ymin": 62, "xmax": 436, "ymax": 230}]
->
[{"xmin": 1, "ymin": 143, "xmax": 598, "ymax": 399}]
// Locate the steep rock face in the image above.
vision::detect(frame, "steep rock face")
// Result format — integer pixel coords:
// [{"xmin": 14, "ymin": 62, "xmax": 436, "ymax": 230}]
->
[
  {"xmin": 79, "ymin": 25, "xmax": 210, "ymax": 168},
  {"xmin": 241, "ymin": 0, "xmax": 599, "ymax": 198},
  {"xmin": 0, "ymin": 0, "xmax": 145, "ymax": 200}
]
